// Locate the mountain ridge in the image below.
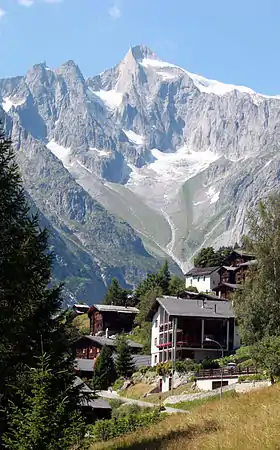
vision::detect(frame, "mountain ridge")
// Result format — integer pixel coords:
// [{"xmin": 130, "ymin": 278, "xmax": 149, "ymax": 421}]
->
[{"xmin": 1, "ymin": 44, "xmax": 280, "ymax": 283}]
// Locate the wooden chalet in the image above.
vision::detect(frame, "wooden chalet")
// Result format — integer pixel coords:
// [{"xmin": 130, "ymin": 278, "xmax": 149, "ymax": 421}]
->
[
  {"xmin": 88, "ymin": 304, "xmax": 139, "ymax": 336},
  {"xmin": 213, "ymin": 251, "xmax": 257, "ymax": 299},
  {"xmin": 73, "ymin": 334, "xmax": 142, "ymax": 364}
]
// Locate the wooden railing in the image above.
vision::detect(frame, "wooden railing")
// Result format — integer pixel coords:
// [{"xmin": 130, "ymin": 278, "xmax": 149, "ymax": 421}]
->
[{"xmin": 196, "ymin": 366, "xmax": 257, "ymax": 379}]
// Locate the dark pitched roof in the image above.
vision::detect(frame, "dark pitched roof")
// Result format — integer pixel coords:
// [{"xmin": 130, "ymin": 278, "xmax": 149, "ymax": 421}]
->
[
  {"xmin": 154, "ymin": 296, "xmax": 234, "ymax": 319},
  {"xmin": 78, "ymin": 335, "xmax": 143, "ymax": 349},
  {"xmin": 185, "ymin": 266, "xmax": 219, "ymax": 277},
  {"xmin": 112, "ymin": 354, "xmax": 151, "ymax": 369},
  {"xmin": 213, "ymin": 282, "xmax": 243, "ymax": 290},
  {"xmin": 74, "ymin": 377, "xmax": 111, "ymax": 410},
  {"xmin": 75, "ymin": 359, "xmax": 95, "ymax": 372},
  {"xmin": 75, "ymin": 354, "xmax": 151, "ymax": 373},
  {"xmin": 89, "ymin": 304, "xmax": 139, "ymax": 314}
]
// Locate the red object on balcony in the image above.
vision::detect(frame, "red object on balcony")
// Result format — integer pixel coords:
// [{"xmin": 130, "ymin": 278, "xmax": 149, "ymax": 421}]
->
[{"xmin": 157, "ymin": 342, "xmax": 172, "ymax": 348}]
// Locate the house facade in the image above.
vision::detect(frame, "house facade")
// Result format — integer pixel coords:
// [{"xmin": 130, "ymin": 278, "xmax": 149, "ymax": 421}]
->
[
  {"xmin": 88, "ymin": 304, "xmax": 139, "ymax": 336},
  {"xmin": 149, "ymin": 295, "xmax": 240, "ymax": 366},
  {"xmin": 74, "ymin": 335, "xmax": 142, "ymax": 361},
  {"xmin": 185, "ymin": 267, "xmax": 220, "ymax": 292},
  {"xmin": 213, "ymin": 258, "xmax": 257, "ymax": 299}
]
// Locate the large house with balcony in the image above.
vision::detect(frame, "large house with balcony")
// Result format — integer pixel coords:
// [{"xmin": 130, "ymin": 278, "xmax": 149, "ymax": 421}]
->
[{"xmin": 148, "ymin": 293, "xmax": 240, "ymax": 366}]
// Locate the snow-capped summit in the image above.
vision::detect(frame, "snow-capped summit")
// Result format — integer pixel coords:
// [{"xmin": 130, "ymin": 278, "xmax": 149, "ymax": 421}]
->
[{"xmin": 1, "ymin": 44, "xmax": 280, "ymax": 290}]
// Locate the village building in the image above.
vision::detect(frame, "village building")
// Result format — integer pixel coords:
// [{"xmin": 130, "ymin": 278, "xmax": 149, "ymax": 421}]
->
[
  {"xmin": 88, "ymin": 304, "xmax": 139, "ymax": 336},
  {"xmin": 74, "ymin": 376, "xmax": 111, "ymax": 421},
  {"xmin": 213, "ymin": 258, "xmax": 257, "ymax": 299},
  {"xmin": 72, "ymin": 304, "xmax": 90, "ymax": 315},
  {"xmin": 148, "ymin": 294, "xmax": 240, "ymax": 366},
  {"xmin": 185, "ymin": 267, "xmax": 220, "ymax": 293},
  {"xmin": 74, "ymin": 334, "xmax": 142, "ymax": 360}
]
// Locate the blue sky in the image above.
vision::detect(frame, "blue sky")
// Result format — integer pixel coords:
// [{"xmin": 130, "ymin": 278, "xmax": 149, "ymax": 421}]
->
[{"xmin": 0, "ymin": 0, "xmax": 279, "ymax": 94}]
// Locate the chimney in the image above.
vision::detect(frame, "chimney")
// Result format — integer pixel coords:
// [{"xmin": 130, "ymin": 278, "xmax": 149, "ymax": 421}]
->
[{"xmin": 105, "ymin": 328, "xmax": 109, "ymax": 338}]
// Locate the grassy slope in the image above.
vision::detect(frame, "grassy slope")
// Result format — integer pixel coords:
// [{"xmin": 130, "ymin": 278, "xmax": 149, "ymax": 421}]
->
[{"xmin": 91, "ymin": 384, "xmax": 280, "ymax": 449}]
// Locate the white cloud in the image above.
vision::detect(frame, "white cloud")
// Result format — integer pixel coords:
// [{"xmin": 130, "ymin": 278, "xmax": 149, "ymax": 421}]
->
[
  {"xmin": 18, "ymin": 0, "xmax": 34, "ymax": 7},
  {"xmin": 108, "ymin": 4, "xmax": 121, "ymax": 20},
  {"xmin": 0, "ymin": 8, "xmax": 6, "ymax": 18}
]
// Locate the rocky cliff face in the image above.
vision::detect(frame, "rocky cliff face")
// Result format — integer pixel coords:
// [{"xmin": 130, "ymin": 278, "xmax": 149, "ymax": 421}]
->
[{"xmin": 1, "ymin": 44, "xmax": 280, "ymax": 296}]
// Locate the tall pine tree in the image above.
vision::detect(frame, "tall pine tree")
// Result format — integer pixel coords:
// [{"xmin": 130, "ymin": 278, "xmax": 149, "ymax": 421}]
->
[
  {"xmin": 3, "ymin": 352, "xmax": 87, "ymax": 450},
  {"xmin": 0, "ymin": 124, "xmax": 82, "ymax": 440},
  {"xmin": 115, "ymin": 336, "xmax": 135, "ymax": 378},
  {"xmin": 234, "ymin": 195, "xmax": 280, "ymax": 344},
  {"xmin": 91, "ymin": 346, "xmax": 116, "ymax": 391}
]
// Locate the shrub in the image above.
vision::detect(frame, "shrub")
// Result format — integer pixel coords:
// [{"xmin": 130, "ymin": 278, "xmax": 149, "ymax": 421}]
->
[
  {"xmin": 156, "ymin": 362, "xmax": 172, "ymax": 376},
  {"xmin": 238, "ymin": 373, "xmax": 267, "ymax": 383},
  {"xmin": 112, "ymin": 377, "xmax": 125, "ymax": 391},
  {"xmin": 88, "ymin": 409, "xmax": 162, "ymax": 441},
  {"xmin": 201, "ymin": 358, "xmax": 220, "ymax": 369},
  {"xmin": 175, "ymin": 359, "xmax": 197, "ymax": 373}
]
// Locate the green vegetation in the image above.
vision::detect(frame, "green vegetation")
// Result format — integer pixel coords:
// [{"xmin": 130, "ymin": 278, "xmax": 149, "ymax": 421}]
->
[
  {"xmin": 88, "ymin": 408, "xmax": 162, "ymax": 442},
  {"xmin": 103, "ymin": 278, "xmax": 132, "ymax": 307},
  {"xmin": 91, "ymin": 384, "xmax": 280, "ymax": 449},
  {"xmin": 0, "ymin": 124, "xmax": 86, "ymax": 447},
  {"xmin": 3, "ymin": 353, "xmax": 87, "ymax": 450},
  {"xmin": 72, "ymin": 313, "xmax": 90, "ymax": 335},
  {"xmin": 233, "ymin": 195, "xmax": 280, "ymax": 382},
  {"xmin": 238, "ymin": 373, "xmax": 267, "ymax": 383},
  {"xmin": 165, "ymin": 390, "xmax": 237, "ymax": 411},
  {"xmin": 193, "ymin": 246, "xmax": 234, "ymax": 267},
  {"xmin": 169, "ymin": 275, "xmax": 186, "ymax": 295},
  {"xmin": 92, "ymin": 346, "xmax": 116, "ymax": 391},
  {"xmin": 115, "ymin": 336, "xmax": 135, "ymax": 378}
]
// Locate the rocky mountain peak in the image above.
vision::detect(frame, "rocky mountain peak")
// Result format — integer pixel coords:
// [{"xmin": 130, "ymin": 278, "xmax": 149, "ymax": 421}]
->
[{"xmin": 129, "ymin": 45, "xmax": 158, "ymax": 62}]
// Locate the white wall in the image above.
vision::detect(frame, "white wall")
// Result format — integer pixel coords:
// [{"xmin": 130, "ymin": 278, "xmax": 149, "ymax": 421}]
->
[
  {"xmin": 185, "ymin": 271, "xmax": 220, "ymax": 293},
  {"xmin": 161, "ymin": 374, "xmax": 172, "ymax": 392},
  {"xmin": 151, "ymin": 308, "xmax": 160, "ymax": 366},
  {"xmin": 197, "ymin": 377, "xmax": 237, "ymax": 391}
]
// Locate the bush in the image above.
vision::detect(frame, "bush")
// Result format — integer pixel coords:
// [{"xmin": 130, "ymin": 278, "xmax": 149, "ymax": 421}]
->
[
  {"xmin": 112, "ymin": 377, "xmax": 125, "ymax": 391},
  {"xmin": 201, "ymin": 358, "xmax": 220, "ymax": 369},
  {"xmin": 156, "ymin": 362, "xmax": 172, "ymax": 376},
  {"xmin": 88, "ymin": 409, "xmax": 162, "ymax": 441},
  {"xmin": 238, "ymin": 374, "xmax": 267, "ymax": 383},
  {"xmin": 175, "ymin": 360, "xmax": 198, "ymax": 373}
]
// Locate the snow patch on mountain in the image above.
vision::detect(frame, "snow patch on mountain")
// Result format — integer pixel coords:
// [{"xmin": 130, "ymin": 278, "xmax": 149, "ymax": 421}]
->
[
  {"xmin": 123, "ymin": 130, "xmax": 144, "ymax": 145},
  {"xmin": 2, "ymin": 96, "xmax": 25, "ymax": 112},
  {"xmin": 90, "ymin": 88, "xmax": 123, "ymax": 109},
  {"xmin": 47, "ymin": 141, "xmax": 71, "ymax": 166},
  {"xmin": 127, "ymin": 147, "xmax": 220, "ymax": 213},
  {"xmin": 89, "ymin": 147, "xmax": 111, "ymax": 157},
  {"xmin": 207, "ymin": 186, "xmax": 220, "ymax": 204}
]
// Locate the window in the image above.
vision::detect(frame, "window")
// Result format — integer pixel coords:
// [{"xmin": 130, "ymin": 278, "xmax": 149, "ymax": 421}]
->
[
  {"xmin": 155, "ymin": 319, "xmax": 158, "ymax": 328},
  {"xmin": 154, "ymin": 337, "xmax": 157, "ymax": 346},
  {"xmin": 154, "ymin": 354, "xmax": 158, "ymax": 364}
]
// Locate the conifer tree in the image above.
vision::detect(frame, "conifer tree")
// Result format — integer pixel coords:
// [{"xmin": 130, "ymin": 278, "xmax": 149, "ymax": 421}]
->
[
  {"xmin": 3, "ymin": 353, "xmax": 87, "ymax": 450},
  {"xmin": 91, "ymin": 346, "xmax": 116, "ymax": 391},
  {"xmin": 115, "ymin": 336, "xmax": 135, "ymax": 378},
  {"xmin": 234, "ymin": 195, "xmax": 280, "ymax": 344},
  {"xmin": 158, "ymin": 260, "xmax": 171, "ymax": 294},
  {"xmin": 0, "ymin": 124, "xmax": 81, "ymax": 437},
  {"xmin": 103, "ymin": 278, "xmax": 128, "ymax": 306}
]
